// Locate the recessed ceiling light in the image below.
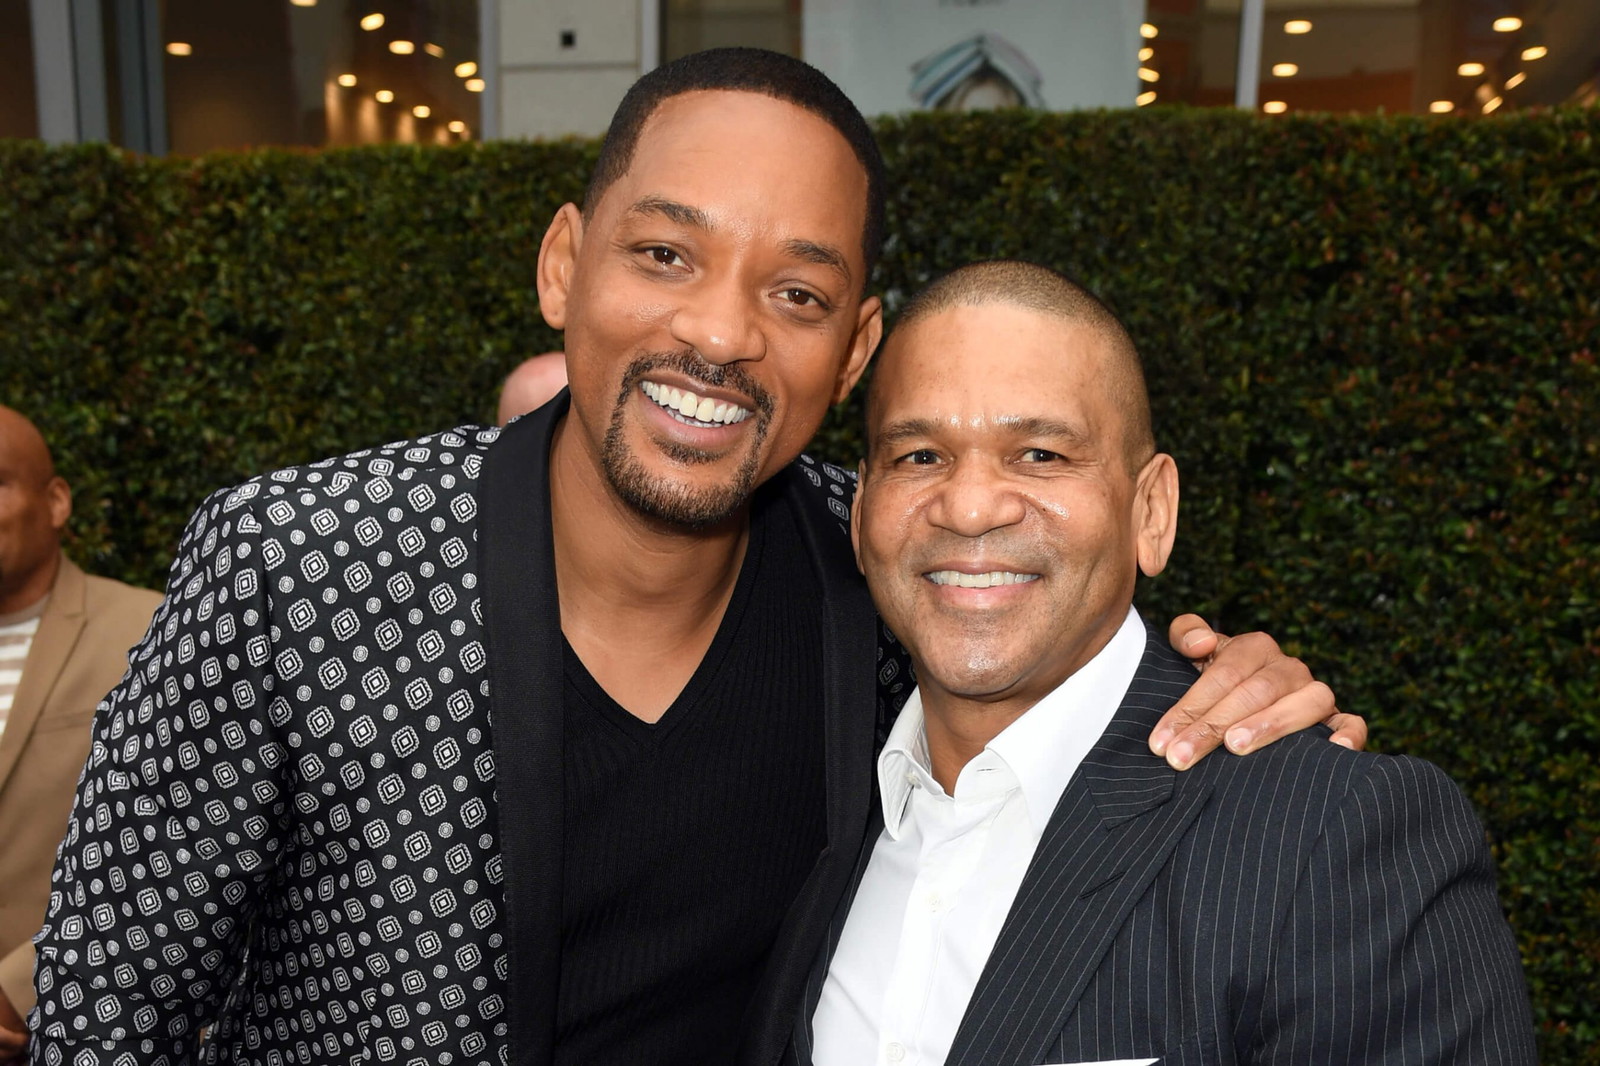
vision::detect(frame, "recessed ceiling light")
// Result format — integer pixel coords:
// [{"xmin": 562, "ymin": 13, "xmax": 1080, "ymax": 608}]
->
[
  {"xmin": 165, "ymin": 42, "xmax": 192, "ymax": 56},
  {"xmin": 337, "ymin": 73, "xmax": 357, "ymax": 87},
  {"xmin": 1139, "ymin": 47, "xmax": 1153, "ymax": 62},
  {"xmin": 1263, "ymin": 100, "xmax": 1288, "ymax": 114},
  {"xmin": 1429, "ymin": 100, "xmax": 1454, "ymax": 113},
  {"xmin": 1272, "ymin": 63, "xmax": 1299, "ymax": 77},
  {"xmin": 448, "ymin": 120, "xmax": 466, "ymax": 133},
  {"xmin": 360, "ymin": 13, "xmax": 384, "ymax": 31},
  {"xmin": 465, "ymin": 78, "xmax": 485, "ymax": 93},
  {"xmin": 1457, "ymin": 62, "xmax": 1486, "ymax": 77},
  {"xmin": 375, "ymin": 89, "xmax": 394, "ymax": 103},
  {"xmin": 1136, "ymin": 90, "xmax": 1157, "ymax": 107},
  {"xmin": 413, "ymin": 105, "xmax": 430, "ymax": 117},
  {"xmin": 1140, "ymin": 23, "xmax": 1158, "ymax": 39},
  {"xmin": 1138, "ymin": 67, "xmax": 1160, "ymax": 83},
  {"xmin": 389, "ymin": 40, "xmax": 414, "ymax": 55},
  {"xmin": 424, "ymin": 43, "xmax": 444, "ymax": 57},
  {"xmin": 1521, "ymin": 45, "xmax": 1547, "ymax": 60},
  {"xmin": 1505, "ymin": 71, "xmax": 1527, "ymax": 89},
  {"xmin": 455, "ymin": 61, "xmax": 478, "ymax": 78},
  {"xmin": 1482, "ymin": 95, "xmax": 1503, "ymax": 112},
  {"xmin": 1284, "ymin": 20, "xmax": 1312, "ymax": 34},
  {"xmin": 1492, "ymin": 16, "xmax": 1522, "ymax": 32}
]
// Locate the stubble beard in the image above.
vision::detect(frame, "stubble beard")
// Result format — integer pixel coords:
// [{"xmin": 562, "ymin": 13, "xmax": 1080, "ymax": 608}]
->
[{"xmin": 600, "ymin": 350, "xmax": 775, "ymax": 530}]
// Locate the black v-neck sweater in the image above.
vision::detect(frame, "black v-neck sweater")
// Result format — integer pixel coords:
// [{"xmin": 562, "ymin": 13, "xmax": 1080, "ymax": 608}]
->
[{"xmin": 554, "ymin": 486, "xmax": 828, "ymax": 1063}]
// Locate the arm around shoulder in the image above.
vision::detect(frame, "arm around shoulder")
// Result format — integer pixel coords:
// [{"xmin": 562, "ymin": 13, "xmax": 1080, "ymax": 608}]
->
[{"xmin": 1258, "ymin": 754, "xmax": 1536, "ymax": 1064}]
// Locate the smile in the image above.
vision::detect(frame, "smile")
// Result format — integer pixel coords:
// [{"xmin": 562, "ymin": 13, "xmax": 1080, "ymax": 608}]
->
[
  {"xmin": 926, "ymin": 570, "xmax": 1040, "ymax": 588},
  {"xmin": 641, "ymin": 380, "xmax": 753, "ymax": 427}
]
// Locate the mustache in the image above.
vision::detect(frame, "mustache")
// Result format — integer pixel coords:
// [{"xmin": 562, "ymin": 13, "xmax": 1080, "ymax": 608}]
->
[{"xmin": 614, "ymin": 349, "xmax": 776, "ymax": 418}]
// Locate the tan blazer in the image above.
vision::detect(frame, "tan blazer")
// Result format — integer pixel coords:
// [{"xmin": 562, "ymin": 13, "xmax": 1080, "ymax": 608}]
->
[{"xmin": 0, "ymin": 557, "xmax": 160, "ymax": 1013}]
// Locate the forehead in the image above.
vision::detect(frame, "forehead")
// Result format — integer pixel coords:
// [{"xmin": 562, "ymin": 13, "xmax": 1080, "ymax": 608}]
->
[
  {"xmin": 594, "ymin": 91, "xmax": 868, "ymax": 257},
  {"xmin": 874, "ymin": 303, "xmax": 1115, "ymax": 427}
]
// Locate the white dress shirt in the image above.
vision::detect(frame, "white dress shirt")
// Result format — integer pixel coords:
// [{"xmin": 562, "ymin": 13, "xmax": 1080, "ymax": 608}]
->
[{"xmin": 812, "ymin": 606, "xmax": 1147, "ymax": 1066}]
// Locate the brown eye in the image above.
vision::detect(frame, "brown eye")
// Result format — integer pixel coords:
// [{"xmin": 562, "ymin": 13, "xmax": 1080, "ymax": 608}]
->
[{"xmin": 646, "ymin": 247, "xmax": 682, "ymax": 267}]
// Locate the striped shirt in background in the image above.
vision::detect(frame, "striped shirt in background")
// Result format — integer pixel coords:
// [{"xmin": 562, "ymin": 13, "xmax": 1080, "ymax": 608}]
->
[{"xmin": 0, "ymin": 596, "xmax": 49, "ymax": 737}]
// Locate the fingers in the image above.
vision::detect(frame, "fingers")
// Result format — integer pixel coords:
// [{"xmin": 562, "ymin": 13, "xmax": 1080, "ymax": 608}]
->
[
  {"xmin": 1324, "ymin": 709, "xmax": 1368, "ymax": 751},
  {"xmin": 1168, "ymin": 613, "xmax": 1221, "ymax": 662},
  {"xmin": 1151, "ymin": 632, "xmax": 1321, "ymax": 769}
]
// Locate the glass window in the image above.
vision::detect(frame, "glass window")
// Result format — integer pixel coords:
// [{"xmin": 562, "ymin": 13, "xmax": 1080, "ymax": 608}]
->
[
  {"xmin": 158, "ymin": 0, "xmax": 482, "ymax": 153},
  {"xmin": 1140, "ymin": 0, "xmax": 1242, "ymax": 109},
  {"xmin": 0, "ymin": 0, "xmax": 39, "ymax": 139},
  {"xmin": 665, "ymin": 0, "xmax": 801, "ymax": 63},
  {"xmin": 1246, "ymin": 0, "xmax": 1600, "ymax": 116}
]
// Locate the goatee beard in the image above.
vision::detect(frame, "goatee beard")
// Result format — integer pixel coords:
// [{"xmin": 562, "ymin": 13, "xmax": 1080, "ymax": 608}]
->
[{"xmin": 600, "ymin": 350, "xmax": 774, "ymax": 530}]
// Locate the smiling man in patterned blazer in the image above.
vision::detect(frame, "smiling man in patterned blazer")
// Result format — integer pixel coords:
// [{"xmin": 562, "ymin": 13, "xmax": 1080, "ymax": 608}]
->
[
  {"xmin": 27, "ymin": 51, "xmax": 1363, "ymax": 1066},
  {"xmin": 794, "ymin": 261, "xmax": 1535, "ymax": 1066}
]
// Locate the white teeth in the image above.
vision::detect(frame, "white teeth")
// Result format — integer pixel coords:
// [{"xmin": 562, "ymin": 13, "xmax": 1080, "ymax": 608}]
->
[
  {"xmin": 640, "ymin": 381, "xmax": 753, "ymax": 426},
  {"xmin": 927, "ymin": 570, "xmax": 1040, "ymax": 588}
]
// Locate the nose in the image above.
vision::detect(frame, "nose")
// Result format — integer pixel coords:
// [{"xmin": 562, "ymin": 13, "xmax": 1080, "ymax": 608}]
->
[
  {"xmin": 668, "ymin": 274, "xmax": 766, "ymax": 366},
  {"xmin": 925, "ymin": 458, "xmax": 1027, "ymax": 539}
]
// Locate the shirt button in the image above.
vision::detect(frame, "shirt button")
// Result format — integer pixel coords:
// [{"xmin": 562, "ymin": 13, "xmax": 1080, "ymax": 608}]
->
[{"xmin": 885, "ymin": 1042, "xmax": 907, "ymax": 1062}]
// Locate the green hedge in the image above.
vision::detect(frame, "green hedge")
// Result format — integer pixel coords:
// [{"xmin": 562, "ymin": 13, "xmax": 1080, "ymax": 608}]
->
[{"xmin": 2, "ymin": 108, "xmax": 1597, "ymax": 1061}]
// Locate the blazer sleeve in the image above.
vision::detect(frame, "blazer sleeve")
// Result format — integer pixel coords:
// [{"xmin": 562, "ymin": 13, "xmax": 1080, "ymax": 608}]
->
[
  {"xmin": 31, "ymin": 486, "xmax": 292, "ymax": 1066},
  {"xmin": 1254, "ymin": 754, "xmax": 1537, "ymax": 1064}
]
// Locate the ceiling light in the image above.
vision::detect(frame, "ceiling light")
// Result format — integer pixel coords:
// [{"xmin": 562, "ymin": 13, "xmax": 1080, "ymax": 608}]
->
[
  {"xmin": 1138, "ymin": 67, "xmax": 1160, "ymax": 83},
  {"xmin": 1521, "ymin": 45, "xmax": 1547, "ymax": 60},
  {"xmin": 412, "ymin": 105, "xmax": 430, "ymax": 118},
  {"xmin": 375, "ymin": 89, "xmax": 394, "ymax": 103},
  {"xmin": 424, "ymin": 43, "xmax": 444, "ymax": 57},
  {"xmin": 1136, "ymin": 90, "xmax": 1157, "ymax": 107},
  {"xmin": 337, "ymin": 73, "xmax": 357, "ymax": 87},
  {"xmin": 1457, "ymin": 62, "xmax": 1486, "ymax": 77},
  {"xmin": 290, "ymin": 0, "xmax": 317, "ymax": 6},
  {"xmin": 1140, "ymin": 23, "xmax": 1158, "ymax": 39},
  {"xmin": 1505, "ymin": 71, "xmax": 1527, "ymax": 89},
  {"xmin": 1492, "ymin": 16, "xmax": 1521, "ymax": 32},
  {"xmin": 448, "ymin": 120, "xmax": 466, "ymax": 133},
  {"xmin": 1482, "ymin": 95, "xmax": 1503, "ymax": 113},
  {"xmin": 359, "ymin": 12, "xmax": 384, "ymax": 31},
  {"xmin": 465, "ymin": 78, "xmax": 485, "ymax": 93},
  {"xmin": 1263, "ymin": 100, "xmax": 1288, "ymax": 114},
  {"xmin": 455, "ymin": 61, "xmax": 478, "ymax": 78},
  {"xmin": 1284, "ymin": 20, "xmax": 1312, "ymax": 34},
  {"xmin": 1272, "ymin": 63, "xmax": 1299, "ymax": 77},
  {"xmin": 165, "ymin": 42, "xmax": 192, "ymax": 56},
  {"xmin": 1139, "ymin": 47, "xmax": 1153, "ymax": 61},
  {"xmin": 1429, "ymin": 100, "xmax": 1454, "ymax": 113},
  {"xmin": 389, "ymin": 40, "xmax": 415, "ymax": 54}
]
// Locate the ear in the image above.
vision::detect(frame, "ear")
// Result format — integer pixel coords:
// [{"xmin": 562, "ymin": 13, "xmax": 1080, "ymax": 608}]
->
[
  {"xmin": 46, "ymin": 476, "xmax": 72, "ymax": 533},
  {"xmin": 831, "ymin": 295, "xmax": 884, "ymax": 405},
  {"xmin": 1133, "ymin": 453, "xmax": 1179, "ymax": 577},
  {"xmin": 536, "ymin": 203, "xmax": 585, "ymax": 330},
  {"xmin": 850, "ymin": 460, "xmax": 868, "ymax": 576}
]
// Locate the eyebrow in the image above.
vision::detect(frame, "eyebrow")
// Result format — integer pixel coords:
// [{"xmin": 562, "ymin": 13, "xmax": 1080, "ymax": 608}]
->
[
  {"xmin": 623, "ymin": 196, "xmax": 854, "ymax": 288},
  {"xmin": 873, "ymin": 415, "xmax": 1096, "ymax": 451},
  {"xmin": 625, "ymin": 195, "xmax": 714, "ymax": 230}
]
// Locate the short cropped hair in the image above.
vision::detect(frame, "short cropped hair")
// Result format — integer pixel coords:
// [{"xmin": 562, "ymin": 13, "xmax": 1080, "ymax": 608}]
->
[
  {"xmin": 583, "ymin": 47, "xmax": 886, "ymax": 288},
  {"xmin": 882, "ymin": 260, "xmax": 1156, "ymax": 469}
]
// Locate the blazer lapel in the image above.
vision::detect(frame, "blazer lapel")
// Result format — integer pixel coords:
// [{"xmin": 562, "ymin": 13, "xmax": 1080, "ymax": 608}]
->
[
  {"xmin": 739, "ymin": 463, "xmax": 880, "ymax": 1066},
  {"xmin": 480, "ymin": 397, "xmax": 571, "ymax": 1066},
  {"xmin": 946, "ymin": 633, "xmax": 1214, "ymax": 1066},
  {"xmin": 0, "ymin": 557, "xmax": 87, "ymax": 794}
]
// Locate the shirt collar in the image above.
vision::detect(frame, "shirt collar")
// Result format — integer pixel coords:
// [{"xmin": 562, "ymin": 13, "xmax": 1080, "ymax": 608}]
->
[{"xmin": 875, "ymin": 605, "xmax": 1148, "ymax": 840}]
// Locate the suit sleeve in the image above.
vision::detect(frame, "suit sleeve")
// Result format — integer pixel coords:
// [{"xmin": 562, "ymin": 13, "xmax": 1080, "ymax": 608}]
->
[
  {"xmin": 1255, "ymin": 754, "xmax": 1537, "ymax": 1064},
  {"xmin": 31, "ymin": 487, "xmax": 292, "ymax": 1066}
]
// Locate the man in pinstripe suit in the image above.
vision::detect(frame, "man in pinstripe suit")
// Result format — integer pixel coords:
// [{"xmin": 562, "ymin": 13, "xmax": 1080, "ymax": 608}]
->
[{"xmin": 794, "ymin": 261, "xmax": 1536, "ymax": 1066}]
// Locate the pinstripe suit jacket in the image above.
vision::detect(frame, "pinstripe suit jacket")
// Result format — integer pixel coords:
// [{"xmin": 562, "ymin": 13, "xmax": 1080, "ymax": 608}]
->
[{"xmin": 783, "ymin": 628, "xmax": 1537, "ymax": 1066}]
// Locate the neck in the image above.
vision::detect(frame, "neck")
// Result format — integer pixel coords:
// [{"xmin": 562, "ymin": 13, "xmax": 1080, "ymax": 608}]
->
[
  {"xmin": 919, "ymin": 693, "xmax": 1034, "ymax": 794},
  {"xmin": 545, "ymin": 415, "xmax": 753, "ymax": 718},
  {"xmin": 0, "ymin": 549, "xmax": 61, "ymax": 617}
]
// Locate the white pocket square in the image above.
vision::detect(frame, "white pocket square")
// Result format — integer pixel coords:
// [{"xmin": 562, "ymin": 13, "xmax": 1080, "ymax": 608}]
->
[{"xmin": 1036, "ymin": 1060, "xmax": 1158, "ymax": 1066}]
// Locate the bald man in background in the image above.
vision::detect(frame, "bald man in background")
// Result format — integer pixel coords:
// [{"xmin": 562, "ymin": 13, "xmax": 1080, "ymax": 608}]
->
[
  {"xmin": 0, "ymin": 407, "xmax": 160, "ymax": 1061},
  {"xmin": 496, "ymin": 351, "xmax": 569, "ymax": 425}
]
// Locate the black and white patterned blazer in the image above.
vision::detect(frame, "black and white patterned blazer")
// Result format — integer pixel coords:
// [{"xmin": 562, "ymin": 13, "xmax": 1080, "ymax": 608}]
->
[
  {"xmin": 31, "ymin": 396, "xmax": 909, "ymax": 1066},
  {"xmin": 780, "ymin": 629, "xmax": 1537, "ymax": 1066}
]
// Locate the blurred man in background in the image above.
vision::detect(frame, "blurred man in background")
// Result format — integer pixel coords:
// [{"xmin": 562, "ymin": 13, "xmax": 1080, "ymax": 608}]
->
[
  {"xmin": 497, "ymin": 351, "xmax": 569, "ymax": 425},
  {"xmin": 0, "ymin": 406, "xmax": 160, "ymax": 1063}
]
